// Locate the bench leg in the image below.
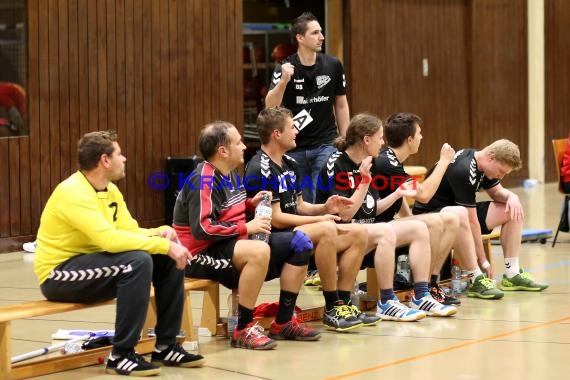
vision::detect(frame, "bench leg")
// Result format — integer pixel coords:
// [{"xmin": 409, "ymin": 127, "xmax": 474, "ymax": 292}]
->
[
  {"xmin": 483, "ymin": 239, "xmax": 492, "ymax": 265},
  {"xmin": 181, "ymin": 291, "xmax": 196, "ymax": 342},
  {"xmin": 1, "ymin": 321, "xmax": 11, "ymax": 379},
  {"xmin": 141, "ymin": 298, "xmax": 157, "ymax": 339},
  {"xmin": 200, "ymin": 282, "xmax": 220, "ymax": 335},
  {"xmin": 366, "ymin": 268, "xmax": 378, "ymax": 300}
]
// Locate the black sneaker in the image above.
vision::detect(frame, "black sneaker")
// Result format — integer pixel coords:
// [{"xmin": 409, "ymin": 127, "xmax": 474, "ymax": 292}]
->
[
  {"xmin": 151, "ymin": 343, "xmax": 205, "ymax": 368},
  {"xmin": 429, "ymin": 283, "xmax": 461, "ymax": 305},
  {"xmin": 105, "ymin": 350, "xmax": 161, "ymax": 376},
  {"xmin": 323, "ymin": 302, "xmax": 363, "ymax": 332}
]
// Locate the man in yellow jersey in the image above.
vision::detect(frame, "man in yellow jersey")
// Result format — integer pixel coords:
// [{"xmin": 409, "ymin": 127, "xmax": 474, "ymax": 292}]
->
[{"xmin": 34, "ymin": 131, "xmax": 204, "ymax": 377}]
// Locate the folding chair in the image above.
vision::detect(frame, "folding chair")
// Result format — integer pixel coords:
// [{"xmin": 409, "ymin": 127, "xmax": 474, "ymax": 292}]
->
[{"xmin": 551, "ymin": 138, "xmax": 570, "ymax": 247}]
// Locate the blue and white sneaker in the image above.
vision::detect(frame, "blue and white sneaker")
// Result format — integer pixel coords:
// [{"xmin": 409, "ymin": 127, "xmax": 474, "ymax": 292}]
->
[
  {"xmin": 376, "ymin": 296, "xmax": 426, "ymax": 321},
  {"xmin": 410, "ymin": 293, "xmax": 457, "ymax": 317}
]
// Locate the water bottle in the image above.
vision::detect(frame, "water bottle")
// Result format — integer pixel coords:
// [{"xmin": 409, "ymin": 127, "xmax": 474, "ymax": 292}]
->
[
  {"xmin": 227, "ymin": 291, "xmax": 239, "ymax": 338},
  {"xmin": 451, "ymin": 259, "xmax": 462, "ymax": 296},
  {"xmin": 350, "ymin": 281, "xmax": 360, "ymax": 308},
  {"xmin": 251, "ymin": 194, "xmax": 272, "ymax": 243},
  {"xmin": 396, "ymin": 254, "xmax": 411, "ymax": 283}
]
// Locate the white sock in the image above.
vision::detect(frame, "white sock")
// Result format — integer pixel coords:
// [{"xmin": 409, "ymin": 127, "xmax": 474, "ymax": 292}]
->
[
  {"xmin": 504, "ymin": 257, "xmax": 520, "ymax": 277},
  {"xmin": 155, "ymin": 344, "xmax": 170, "ymax": 352},
  {"xmin": 466, "ymin": 268, "xmax": 483, "ymax": 280}
]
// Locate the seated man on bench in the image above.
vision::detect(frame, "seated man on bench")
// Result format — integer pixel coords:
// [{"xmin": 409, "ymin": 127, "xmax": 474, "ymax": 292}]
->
[
  {"xmin": 173, "ymin": 121, "xmax": 320, "ymax": 351},
  {"xmin": 375, "ymin": 113, "xmax": 501, "ymax": 302},
  {"xmin": 413, "ymin": 139, "xmax": 548, "ymax": 293},
  {"xmin": 244, "ymin": 107, "xmax": 372, "ymax": 331},
  {"xmin": 34, "ymin": 131, "xmax": 204, "ymax": 377}
]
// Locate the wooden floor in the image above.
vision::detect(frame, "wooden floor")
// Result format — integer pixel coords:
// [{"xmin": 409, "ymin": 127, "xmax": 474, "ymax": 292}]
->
[{"xmin": 2, "ymin": 183, "xmax": 569, "ymax": 379}]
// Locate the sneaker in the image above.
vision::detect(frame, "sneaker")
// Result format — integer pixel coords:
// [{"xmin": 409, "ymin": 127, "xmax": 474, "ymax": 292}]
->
[
  {"xmin": 499, "ymin": 269, "xmax": 549, "ymax": 291},
  {"xmin": 231, "ymin": 323, "xmax": 277, "ymax": 350},
  {"xmin": 268, "ymin": 317, "xmax": 321, "ymax": 341},
  {"xmin": 349, "ymin": 304, "xmax": 381, "ymax": 326},
  {"xmin": 467, "ymin": 274, "xmax": 504, "ymax": 299},
  {"xmin": 323, "ymin": 303, "xmax": 363, "ymax": 331},
  {"xmin": 410, "ymin": 293, "xmax": 458, "ymax": 317},
  {"xmin": 429, "ymin": 283, "xmax": 461, "ymax": 305},
  {"xmin": 376, "ymin": 296, "xmax": 426, "ymax": 321},
  {"xmin": 106, "ymin": 350, "xmax": 161, "ymax": 376},
  {"xmin": 151, "ymin": 343, "xmax": 205, "ymax": 368},
  {"xmin": 304, "ymin": 270, "xmax": 321, "ymax": 286},
  {"xmin": 22, "ymin": 240, "xmax": 37, "ymax": 253}
]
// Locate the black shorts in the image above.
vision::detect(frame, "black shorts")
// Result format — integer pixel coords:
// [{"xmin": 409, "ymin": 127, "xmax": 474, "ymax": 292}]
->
[
  {"xmin": 185, "ymin": 231, "xmax": 297, "ymax": 289},
  {"xmin": 361, "ymin": 246, "xmax": 409, "ymax": 269},
  {"xmin": 476, "ymin": 201, "xmax": 493, "ymax": 235}
]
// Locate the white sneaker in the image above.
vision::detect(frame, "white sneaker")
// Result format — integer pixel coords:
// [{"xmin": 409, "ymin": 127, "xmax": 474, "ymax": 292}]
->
[
  {"xmin": 376, "ymin": 296, "xmax": 426, "ymax": 321},
  {"xmin": 409, "ymin": 293, "xmax": 457, "ymax": 317},
  {"xmin": 23, "ymin": 240, "xmax": 37, "ymax": 253}
]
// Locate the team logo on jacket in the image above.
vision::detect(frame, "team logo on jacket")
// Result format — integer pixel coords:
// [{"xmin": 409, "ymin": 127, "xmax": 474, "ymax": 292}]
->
[{"xmin": 316, "ymin": 75, "xmax": 331, "ymax": 89}]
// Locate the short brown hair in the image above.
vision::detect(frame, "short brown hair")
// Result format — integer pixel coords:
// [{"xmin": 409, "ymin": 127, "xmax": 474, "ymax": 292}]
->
[
  {"xmin": 78, "ymin": 130, "xmax": 118, "ymax": 171},
  {"xmin": 256, "ymin": 107, "xmax": 293, "ymax": 144},
  {"xmin": 291, "ymin": 12, "xmax": 318, "ymax": 41},
  {"xmin": 482, "ymin": 139, "xmax": 522, "ymax": 170},
  {"xmin": 199, "ymin": 121, "xmax": 234, "ymax": 160},
  {"xmin": 385, "ymin": 113, "xmax": 423, "ymax": 148}
]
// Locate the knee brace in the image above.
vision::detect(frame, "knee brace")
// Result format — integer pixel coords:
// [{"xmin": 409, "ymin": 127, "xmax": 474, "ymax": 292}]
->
[{"xmin": 286, "ymin": 230, "xmax": 313, "ymax": 266}]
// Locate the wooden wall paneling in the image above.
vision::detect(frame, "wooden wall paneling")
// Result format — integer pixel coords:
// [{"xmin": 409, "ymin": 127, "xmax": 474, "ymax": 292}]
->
[
  {"xmin": 234, "ymin": 1, "xmax": 243, "ymax": 136},
  {"xmin": 77, "ymin": 0, "xmax": 89, "ymax": 139},
  {"xmin": 48, "ymin": 0, "xmax": 61, "ymax": 193},
  {"xmin": 177, "ymin": 0, "xmax": 188, "ymax": 155},
  {"xmin": 189, "ymin": 0, "xmax": 202, "ymax": 156},
  {"xmin": 168, "ymin": 0, "xmax": 179, "ymax": 156},
  {"xmin": 97, "ymin": 0, "xmax": 108, "ymax": 130},
  {"xmin": 132, "ymin": 0, "xmax": 144, "ymax": 219},
  {"xmin": 139, "ymin": 0, "xmax": 152, "ymax": 220},
  {"xmin": 1, "ymin": 0, "xmax": 245, "ymax": 250},
  {"xmin": 123, "ymin": 0, "xmax": 136, "ymax": 202},
  {"xmin": 68, "ymin": 0, "xmax": 80, "ymax": 177},
  {"xmin": 148, "ymin": 0, "xmax": 161, "ymax": 223},
  {"xmin": 200, "ymin": 3, "xmax": 211, "ymax": 125},
  {"xmin": 115, "ymin": 0, "xmax": 128, "ymax": 196},
  {"xmin": 87, "ymin": 1, "xmax": 98, "ymax": 132},
  {"xmin": 18, "ymin": 138, "xmax": 31, "ymax": 235},
  {"xmin": 106, "ymin": 0, "xmax": 118, "ymax": 196},
  {"xmin": 38, "ymin": 0, "xmax": 51, "ymax": 209},
  {"xmin": 216, "ymin": 0, "xmax": 227, "ymax": 125},
  {"xmin": 0, "ymin": 139, "xmax": 8, "ymax": 237},
  {"xmin": 8, "ymin": 140, "xmax": 19, "ymax": 236},
  {"xmin": 470, "ymin": 0, "xmax": 528, "ymax": 184},
  {"xmin": 418, "ymin": 0, "xmax": 471, "ymax": 166},
  {"xmin": 545, "ymin": 1, "xmax": 570, "ymax": 182},
  {"xmin": 345, "ymin": 0, "xmax": 471, "ymax": 168},
  {"xmin": 27, "ymin": 0, "xmax": 41, "ymax": 234},
  {"xmin": 58, "ymin": 0, "xmax": 70, "ymax": 181}
]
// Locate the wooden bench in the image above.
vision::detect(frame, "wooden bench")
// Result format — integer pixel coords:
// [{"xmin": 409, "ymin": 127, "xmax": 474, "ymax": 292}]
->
[
  {"xmin": 0, "ymin": 278, "xmax": 219, "ymax": 380},
  {"xmin": 481, "ymin": 229, "xmax": 501, "ymax": 265}
]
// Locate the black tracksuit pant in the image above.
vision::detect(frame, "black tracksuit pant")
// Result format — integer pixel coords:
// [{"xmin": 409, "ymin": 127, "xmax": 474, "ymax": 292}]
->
[{"xmin": 40, "ymin": 251, "xmax": 184, "ymax": 350}]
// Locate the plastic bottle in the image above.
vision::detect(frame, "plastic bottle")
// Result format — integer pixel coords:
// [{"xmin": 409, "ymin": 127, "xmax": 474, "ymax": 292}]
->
[
  {"xmin": 251, "ymin": 194, "xmax": 272, "ymax": 243},
  {"xmin": 396, "ymin": 254, "xmax": 411, "ymax": 283},
  {"xmin": 350, "ymin": 281, "xmax": 360, "ymax": 308},
  {"xmin": 227, "ymin": 291, "xmax": 239, "ymax": 338},
  {"xmin": 451, "ymin": 259, "xmax": 462, "ymax": 296}
]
